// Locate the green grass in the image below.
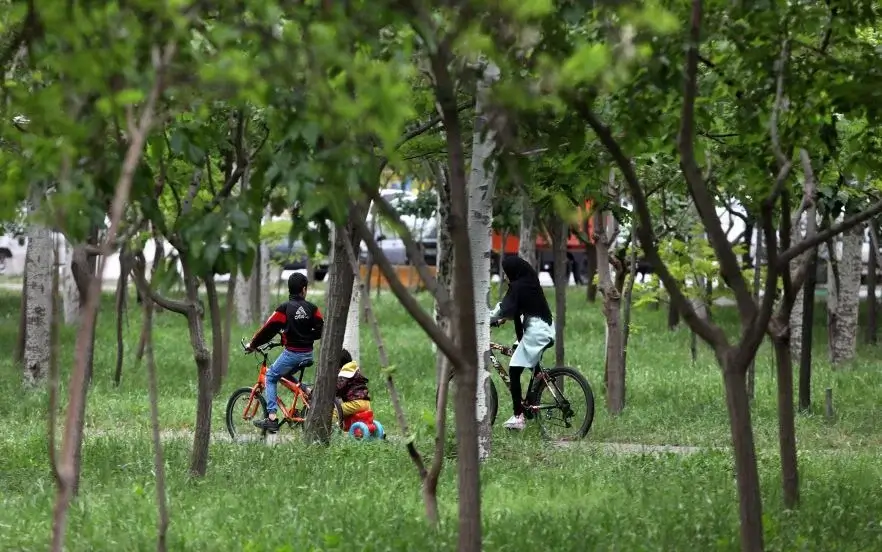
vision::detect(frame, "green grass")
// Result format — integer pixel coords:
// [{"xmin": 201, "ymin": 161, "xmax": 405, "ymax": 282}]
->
[{"xmin": 1, "ymin": 287, "xmax": 881, "ymax": 550}]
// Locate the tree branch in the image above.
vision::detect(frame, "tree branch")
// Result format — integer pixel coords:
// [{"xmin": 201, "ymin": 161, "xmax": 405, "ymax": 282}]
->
[
  {"xmin": 360, "ymin": 184, "xmax": 452, "ymax": 317},
  {"xmin": 352, "ymin": 216, "xmax": 466, "ymax": 368},
  {"xmin": 131, "ymin": 254, "xmax": 191, "ymax": 315},
  {"xmin": 779, "ymin": 199, "xmax": 882, "ymax": 266},
  {"xmin": 577, "ymin": 102, "xmax": 728, "ymax": 349},
  {"xmin": 677, "ymin": 0, "xmax": 755, "ymax": 327}
]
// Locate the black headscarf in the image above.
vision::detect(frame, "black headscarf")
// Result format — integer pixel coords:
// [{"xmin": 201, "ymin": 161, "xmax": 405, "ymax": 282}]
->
[{"xmin": 496, "ymin": 256, "xmax": 553, "ymax": 338}]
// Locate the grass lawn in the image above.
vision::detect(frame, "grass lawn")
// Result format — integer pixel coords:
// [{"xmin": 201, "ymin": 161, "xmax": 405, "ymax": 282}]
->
[{"xmin": 1, "ymin": 286, "xmax": 881, "ymax": 551}]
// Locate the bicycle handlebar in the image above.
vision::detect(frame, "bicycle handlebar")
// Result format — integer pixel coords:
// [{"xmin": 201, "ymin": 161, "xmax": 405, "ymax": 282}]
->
[{"xmin": 240, "ymin": 338, "xmax": 282, "ymax": 354}]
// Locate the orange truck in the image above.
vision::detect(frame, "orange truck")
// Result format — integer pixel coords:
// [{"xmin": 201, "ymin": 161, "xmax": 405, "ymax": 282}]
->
[{"xmin": 490, "ymin": 200, "xmax": 595, "ymax": 280}]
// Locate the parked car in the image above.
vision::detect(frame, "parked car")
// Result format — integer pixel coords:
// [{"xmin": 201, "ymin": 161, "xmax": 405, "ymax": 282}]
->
[{"xmin": 269, "ymin": 240, "xmax": 329, "ymax": 281}]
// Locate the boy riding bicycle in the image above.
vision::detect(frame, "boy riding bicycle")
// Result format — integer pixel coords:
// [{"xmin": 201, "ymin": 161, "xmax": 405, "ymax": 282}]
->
[{"xmin": 246, "ymin": 272, "xmax": 323, "ymax": 433}]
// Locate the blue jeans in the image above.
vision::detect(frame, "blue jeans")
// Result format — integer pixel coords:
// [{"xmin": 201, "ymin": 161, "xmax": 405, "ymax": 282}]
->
[{"xmin": 265, "ymin": 349, "xmax": 313, "ymax": 415}]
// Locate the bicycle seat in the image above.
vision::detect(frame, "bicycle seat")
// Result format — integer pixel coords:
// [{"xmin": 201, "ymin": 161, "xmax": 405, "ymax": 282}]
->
[{"xmin": 296, "ymin": 359, "xmax": 314, "ymax": 369}]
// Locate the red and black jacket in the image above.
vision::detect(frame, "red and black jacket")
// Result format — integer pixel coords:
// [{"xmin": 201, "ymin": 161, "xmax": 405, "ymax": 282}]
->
[{"xmin": 249, "ymin": 294, "xmax": 324, "ymax": 352}]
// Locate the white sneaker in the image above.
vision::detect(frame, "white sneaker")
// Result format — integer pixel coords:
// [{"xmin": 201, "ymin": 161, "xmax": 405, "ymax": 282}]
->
[{"xmin": 503, "ymin": 414, "xmax": 526, "ymax": 430}]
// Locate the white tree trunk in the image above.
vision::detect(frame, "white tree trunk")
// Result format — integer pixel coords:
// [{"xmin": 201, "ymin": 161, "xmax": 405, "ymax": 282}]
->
[
  {"xmin": 468, "ymin": 63, "xmax": 500, "ymax": 461},
  {"xmin": 789, "ymin": 216, "xmax": 808, "ymax": 361},
  {"xmin": 258, "ymin": 230, "xmax": 272, "ymax": 316},
  {"xmin": 234, "ymin": 256, "xmax": 257, "ymax": 326},
  {"xmin": 518, "ymin": 193, "xmax": 536, "ymax": 269},
  {"xmin": 341, "ymin": 223, "xmax": 360, "ymax": 362},
  {"xmin": 23, "ymin": 190, "xmax": 54, "ymax": 386},
  {"xmin": 59, "ymin": 238, "xmax": 80, "ymax": 325},
  {"xmin": 828, "ymin": 226, "xmax": 863, "ymax": 365}
]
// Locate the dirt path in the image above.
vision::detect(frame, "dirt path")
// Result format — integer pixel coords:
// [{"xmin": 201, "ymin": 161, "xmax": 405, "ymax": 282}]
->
[{"xmin": 79, "ymin": 427, "xmax": 712, "ymax": 455}]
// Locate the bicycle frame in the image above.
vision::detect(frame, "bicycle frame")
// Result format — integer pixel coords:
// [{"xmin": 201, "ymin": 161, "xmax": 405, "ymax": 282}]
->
[
  {"xmin": 240, "ymin": 344, "xmax": 311, "ymax": 424},
  {"xmin": 487, "ymin": 342, "xmax": 559, "ymax": 414}
]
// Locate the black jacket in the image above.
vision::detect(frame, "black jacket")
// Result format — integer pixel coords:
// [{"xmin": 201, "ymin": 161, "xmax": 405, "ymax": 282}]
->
[{"xmin": 249, "ymin": 294, "xmax": 324, "ymax": 351}]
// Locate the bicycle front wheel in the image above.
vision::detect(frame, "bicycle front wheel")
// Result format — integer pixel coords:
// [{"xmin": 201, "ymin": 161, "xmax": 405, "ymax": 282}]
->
[
  {"xmin": 226, "ymin": 387, "xmax": 268, "ymax": 442},
  {"xmin": 529, "ymin": 367, "xmax": 595, "ymax": 441}
]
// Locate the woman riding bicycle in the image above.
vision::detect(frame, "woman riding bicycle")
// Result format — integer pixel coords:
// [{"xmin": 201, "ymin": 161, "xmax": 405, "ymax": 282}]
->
[{"xmin": 489, "ymin": 255, "xmax": 555, "ymax": 430}]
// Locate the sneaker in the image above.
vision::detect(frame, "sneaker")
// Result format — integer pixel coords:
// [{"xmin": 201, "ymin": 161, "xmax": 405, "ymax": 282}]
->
[
  {"xmin": 503, "ymin": 414, "xmax": 526, "ymax": 430},
  {"xmin": 253, "ymin": 417, "xmax": 280, "ymax": 433}
]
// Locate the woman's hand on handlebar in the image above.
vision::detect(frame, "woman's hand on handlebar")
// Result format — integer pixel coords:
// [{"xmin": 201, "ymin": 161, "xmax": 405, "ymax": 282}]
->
[{"xmin": 489, "ymin": 316, "xmax": 506, "ymax": 328}]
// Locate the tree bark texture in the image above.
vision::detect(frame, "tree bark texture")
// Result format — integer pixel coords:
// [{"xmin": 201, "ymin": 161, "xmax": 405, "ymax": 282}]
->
[
  {"xmin": 518, "ymin": 192, "xmax": 536, "ymax": 270},
  {"xmin": 789, "ymin": 215, "xmax": 807, "ymax": 361},
  {"xmin": 551, "ymin": 216, "xmax": 568, "ymax": 368},
  {"xmin": 798, "ymin": 249, "xmax": 818, "ymax": 412},
  {"xmin": 304, "ymin": 219, "xmax": 359, "ymax": 445},
  {"xmin": 342, "ymin": 278, "xmax": 360, "ymax": 362},
  {"xmin": 595, "ymin": 206, "xmax": 624, "ymax": 415},
  {"xmin": 206, "ymin": 277, "xmax": 225, "ymax": 396},
  {"xmin": 181, "ymin": 266, "xmax": 213, "ymax": 477},
  {"xmin": 866, "ymin": 222, "xmax": 878, "ymax": 345},
  {"xmin": 467, "ymin": 67, "xmax": 498, "ymax": 462},
  {"xmin": 59, "ymin": 238, "xmax": 80, "ymax": 325},
  {"xmin": 23, "ymin": 189, "xmax": 54, "ymax": 387},
  {"xmin": 434, "ymin": 162, "xmax": 454, "ymax": 387},
  {"xmin": 827, "ymin": 227, "xmax": 862, "ymax": 365},
  {"xmin": 771, "ymin": 328, "xmax": 799, "ymax": 508},
  {"xmin": 722, "ymin": 361, "xmax": 765, "ymax": 552}
]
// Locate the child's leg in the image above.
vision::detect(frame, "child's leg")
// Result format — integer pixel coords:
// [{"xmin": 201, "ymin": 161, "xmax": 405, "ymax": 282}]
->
[
  {"xmin": 265, "ymin": 350, "xmax": 297, "ymax": 418},
  {"xmin": 341, "ymin": 400, "xmax": 371, "ymax": 417}
]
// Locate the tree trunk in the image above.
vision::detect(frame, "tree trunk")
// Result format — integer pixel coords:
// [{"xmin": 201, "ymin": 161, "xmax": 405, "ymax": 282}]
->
[
  {"xmin": 467, "ymin": 71, "xmax": 497, "ymax": 462},
  {"xmin": 59, "ymin": 238, "xmax": 80, "ymax": 325},
  {"xmin": 721, "ymin": 361, "xmax": 765, "ymax": 552},
  {"xmin": 221, "ymin": 266, "xmax": 237, "ymax": 390},
  {"xmin": 234, "ymin": 257, "xmax": 256, "ymax": 325},
  {"xmin": 497, "ymin": 230, "xmax": 508, "ymax": 304},
  {"xmin": 866, "ymin": 221, "xmax": 878, "ymax": 345},
  {"xmin": 16, "ymin": 262, "xmax": 27, "ymax": 364},
  {"xmin": 518, "ymin": 193, "xmax": 536, "ymax": 270},
  {"xmin": 748, "ymin": 227, "xmax": 762, "ymax": 400},
  {"xmin": 828, "ymin": 226, "xmax": 862, "ymax": 365},
  {"xmin": 113, "ymin": 249, "xmax": 131, "ymax": 387},
  {"xmin": 182, "ymin": 267, "xmax": 213, "ymax": 477},
  {"xmin": 435, "ymin": 162, "xmax": 454, "ymax": 385},
  {"xmin": 621, "ymin": 232, "xmax": 638, "ymax": 370},
  {"xmin": 206, "ymin": 276, "xmax": 224, "ymax": 396},
  {"xmin": 551, "ymin": 217, "xmax": 567, "ymax": 367},
  {"xmin": 595, "ymin": 208, "xmax": 624, "ymax": 415},
  {"xmin": 258, "ymin": 220, "xmax": 272, "ymax": 314},
  {"xmin": 770, "ymin": 327, "xmax": 799, "ymax": 509},
  {"xmin": 667, "ymin": 293, "xmax": 680, "ymax": 330},
  {"xmin": 342, "ymin": 279, "xmax": 360, "ymax": 361},
  {"xmin": 798, "ymin": 249, "xmax": 817, "ymax": 412},
  {"xmin": 137, "ymin": 260, "xmax": 169, "ymax": 551},
  {"xmin": 23, "ymin": 193, "xmax": 54, "ymax": 387},
  {"xmin": 304, "ymin": 218, "xmax": 359, "ymax": 444},
  {"xmin": 584, "ymin": 239, "xmax": 598, "ymax": 302},
  {"xmin": 789, "ymin": 215, "xmax": 807, "ymax": 361}
]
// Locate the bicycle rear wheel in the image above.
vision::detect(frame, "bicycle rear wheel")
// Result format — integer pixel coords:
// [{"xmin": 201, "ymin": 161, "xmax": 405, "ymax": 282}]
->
[
  {"xmin": 226, "ymin": 387, "xmax": 268, "ymax": 442},
  {"xmin": 529, "ymin": 367, "xmax": 595, "ymax": 441}
]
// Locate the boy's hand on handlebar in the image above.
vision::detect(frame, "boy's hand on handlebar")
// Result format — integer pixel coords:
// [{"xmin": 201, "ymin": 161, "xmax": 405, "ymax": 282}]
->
[{"xmin": 489, "ymin": 317, "xmax": 505, "ymax": 328}]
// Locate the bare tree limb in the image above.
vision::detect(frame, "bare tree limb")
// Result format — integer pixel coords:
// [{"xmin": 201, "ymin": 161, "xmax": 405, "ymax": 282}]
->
[
  {"xmin": 352, "ymin": 216, "xmax": 467, "ymax": 370},
  {"xmin": 780, "ymin": 199, "xmax": 882, "ymax": 265},
  {"xmin": 677, "ymin": 0, "xmax": 755, "ymax": 327},
  {"xmin": 770, "ymin": 40, "xmax": 791, "ymax": 168},
  {"xmin": 131, "ymin": 254, "xmax": 191, "ymax": 314},
  {"xmin": 360, "ymin": 184, "xmax": 452, "ymax": 317},
  {"xmin": 51, "ymin": 40, "xmax": 176, "ymax": 552}
]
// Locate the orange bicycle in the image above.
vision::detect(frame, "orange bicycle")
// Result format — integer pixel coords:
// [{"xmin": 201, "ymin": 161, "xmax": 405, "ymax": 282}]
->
[{"xmin": 225, "ymin": 339, "xmax": 344, "ymax": 442}]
